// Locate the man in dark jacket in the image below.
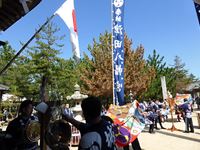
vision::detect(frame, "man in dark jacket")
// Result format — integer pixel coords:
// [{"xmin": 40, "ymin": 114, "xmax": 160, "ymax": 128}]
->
[
  {"xmin": 6, "ymin": 100, "xmax": 38, "ymax": 150},
  {"xmin": 63, "ymin": 96, "xmax": 116, "ymax": 150}
]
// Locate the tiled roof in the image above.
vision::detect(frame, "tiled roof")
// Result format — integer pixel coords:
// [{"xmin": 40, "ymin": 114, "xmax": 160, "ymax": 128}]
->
[{"xmin": 186, "ymin": 81, "xmax": 200, "ymax": 91}]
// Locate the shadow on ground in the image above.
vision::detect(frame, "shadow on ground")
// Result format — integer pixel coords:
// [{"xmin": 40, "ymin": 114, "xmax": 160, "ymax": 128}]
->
[{"xmin": 155, "ymin": 129, "xmax": 200, "ymax": 143}]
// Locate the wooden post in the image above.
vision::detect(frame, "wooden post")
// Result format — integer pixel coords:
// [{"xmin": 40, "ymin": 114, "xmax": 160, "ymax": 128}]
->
[
  {"xmin": 40, "ymin": 76, "xmax": 48, "ymax": 150},
  {"xmin": 167, "ymin": 98, "xmax": 180, "ymax": 132}
]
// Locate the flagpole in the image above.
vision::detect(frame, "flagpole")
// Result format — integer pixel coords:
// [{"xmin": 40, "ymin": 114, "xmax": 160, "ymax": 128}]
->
[
  {"xmin": 111, "ymin": 0, "xmax": 115, "ymax": 105},
  {"xmin": 0, "ymin": 14, "xmax": 55, "ymax": 75}
]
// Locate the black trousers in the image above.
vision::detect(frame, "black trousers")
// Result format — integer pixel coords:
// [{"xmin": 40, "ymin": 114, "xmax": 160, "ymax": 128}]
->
[
  {"xmin": 155, "ymin": 116, "xmax": 164, "ymax": 128},
  {"xmin": 185, "ymin": 118, "xmax": 194, "ymax": 132},
  {"xmin": 149, "ymin": 124, "xmax": 154, "ymax": 133},
  {"xmin": 123, "ymin": 138, "xmax": 142, "ymax": 150}
]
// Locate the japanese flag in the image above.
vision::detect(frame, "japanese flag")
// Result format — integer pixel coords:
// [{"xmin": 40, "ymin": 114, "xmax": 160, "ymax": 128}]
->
[{"xmin": 54, "ymin": 0, "xmax": 80, "ymax": 61}]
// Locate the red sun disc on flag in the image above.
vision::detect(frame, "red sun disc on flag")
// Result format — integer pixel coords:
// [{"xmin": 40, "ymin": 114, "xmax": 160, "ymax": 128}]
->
[{"xmin": 72, "ymin": 9, "xmax": 77, "ymax": 33}]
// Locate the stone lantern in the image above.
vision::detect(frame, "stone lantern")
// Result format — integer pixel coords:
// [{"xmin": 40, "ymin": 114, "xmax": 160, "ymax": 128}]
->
[{"xmin": 67, "ymin": 84, "xmax": 88, "ymax": 121}]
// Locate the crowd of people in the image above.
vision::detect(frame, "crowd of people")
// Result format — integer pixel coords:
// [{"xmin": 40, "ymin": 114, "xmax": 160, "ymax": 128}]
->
[
  {"xmin": 1, "ymin": 95, "xmax": 199, "ymax": 150},
  {"xmin": 140, "ymin": 97, "xmax": 197, "ymax": 134},
  {"xmin": 137, "ymin": 100, "xmax": 168, "ymax": 134}
]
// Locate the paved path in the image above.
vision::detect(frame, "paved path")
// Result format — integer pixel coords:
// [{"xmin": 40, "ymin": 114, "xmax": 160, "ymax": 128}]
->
[{"xmin": 137, "ymin": 110, "xmax": 200, "ymax": 150}]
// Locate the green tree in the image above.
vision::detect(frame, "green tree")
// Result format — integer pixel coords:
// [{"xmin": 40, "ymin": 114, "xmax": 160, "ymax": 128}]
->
[
  {"xmin": 0, "ymin": 43, "xmax": 16, "ymax": 84},
  {"xmin": 0, "ymin": 22, "xmax": 80, "ymax": 102},
  {"xmin": 49, "ymin": 58, "xmax": 79, "ymax": 101},
  {"xmin": 9, "ymin": 55, "xmax": 33, "ymax": 98},
  {"xmin": 173, "ymin": 56, "xmax": 194, "ymax": 93},
  {"xmin": 0, "ymin": 43, "xmax": 23, "ymax": 98},
  {"xmin": 0, "ymin": 42, "xmax": 16, "ymax": 68},
  {"xmin": 25, "ymin": 22, "xmax": 66, "ymax": 101},
  {"xmin": 144, "ymin": 50, "xmax": 176, "ymax": 100}
]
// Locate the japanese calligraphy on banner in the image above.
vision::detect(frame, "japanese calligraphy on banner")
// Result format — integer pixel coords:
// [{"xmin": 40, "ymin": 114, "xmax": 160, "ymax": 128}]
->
[
  {"xmin": 112, "ymin": 0, "xmax": 125, "ymax": 105},
  {"xmin": 193, "ymin": 0, "xmax": 200, "ymax": 25}
]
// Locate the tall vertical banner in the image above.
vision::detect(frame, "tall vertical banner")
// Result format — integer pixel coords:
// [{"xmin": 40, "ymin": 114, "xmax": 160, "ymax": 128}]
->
[
  {"xmin": 112, "ymin": 0, "xmax": 125, "ymax": 105},
  {"xmin": 193, "ymin": 0, "xmax": 200, "ymax": 25},
  {"xmin": 161, "ymin": 76, "xmax": 168, "ymax": 100}
]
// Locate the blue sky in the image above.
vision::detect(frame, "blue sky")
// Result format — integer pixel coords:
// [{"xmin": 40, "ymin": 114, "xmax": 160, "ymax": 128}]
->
[{"xmin": 1, "ymin": 0, "xmax": 200, "ymax": 78}]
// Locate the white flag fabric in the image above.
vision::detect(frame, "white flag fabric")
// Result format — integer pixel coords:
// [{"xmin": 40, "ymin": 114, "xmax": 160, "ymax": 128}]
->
[
  {"xmin": 161, "ymin": 76, "xmax": 168, "ymax": 100},
  {"xmin": 54, "ymin": 0, "xmax": 80, "ymax": 61}
]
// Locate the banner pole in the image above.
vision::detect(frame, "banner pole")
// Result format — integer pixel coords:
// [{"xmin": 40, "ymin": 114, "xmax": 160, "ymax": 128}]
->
[
  {"xmin": 0, "ymin": 15, "xmax": 55, "ymax": 75},
  {"xmin": 111, "ymin": 0, "xmax": 115, "ymax": 105}
]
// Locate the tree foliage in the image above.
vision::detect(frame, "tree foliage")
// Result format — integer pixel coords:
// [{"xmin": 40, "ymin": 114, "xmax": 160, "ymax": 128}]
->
[
  {"xmin": 0, "ymin": 22, "xmax": 79, "ymax": 101},
  {"xmin": 0, "ymin": 43, "xmax": 16, "ymax": 83},
  {"xmin": 172, "ymin": 56, "xmax": 195, "ymax": 93},
  {"xmin": 79, "ymin": 32, "xmax": 155, "ymax": 102},
  {"xmin": 79, "ymin": 32, "xmax": 113, "ymax": 99},
  {"xmin": 144, "ymin": 50, "xmax": 176, "ymax": 100},
  {"xmin": 144, "ymin": 52, "xmax": 196, "ymax": 100},
  {"xmin": 0, "ymin": 43, "xmax": 22, "ymax": 97},
  {"xmin": 1, "ymin": 28, "xmax": 198, "ymax": 104},
  {"xmin": 25, "ymin": 22, "xmax": 79, "ymax": 101},
  {"xmin": 124, "ymin": 35, "xmax": 155, "ymax": 99}
]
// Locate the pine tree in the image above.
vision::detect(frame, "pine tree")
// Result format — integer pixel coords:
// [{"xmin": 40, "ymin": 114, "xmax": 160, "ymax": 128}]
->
[
  {"xmin": 0, "ymin": 22, "xmax": 80, "ymax": 101},
  {"xmin": 25, "ymin": 22, "xmax": 65, "ymax": 101},
  {"xmin": 144, "ymin": 50, "xmax": 176, "ymax": 100},
  {"xmin": 0, "ymin": 43, "xmax": 22, "ymax": 98},
  {"xmin": 173, "ymin": 56, "xmax": 194, "ymax": 93}
]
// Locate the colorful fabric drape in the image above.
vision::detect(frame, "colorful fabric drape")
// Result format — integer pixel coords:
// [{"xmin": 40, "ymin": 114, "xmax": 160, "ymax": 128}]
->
[
  {"xmin": 112, "ymin": 0, "xmax": 125, "ymax": 105},
  {"xmin": 175, "ymin": 93, "xmax": 192, "ymax": 105},
  {"xmin": 107, "ymin": 101, "xmax": 145, "ymax": 147}
]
